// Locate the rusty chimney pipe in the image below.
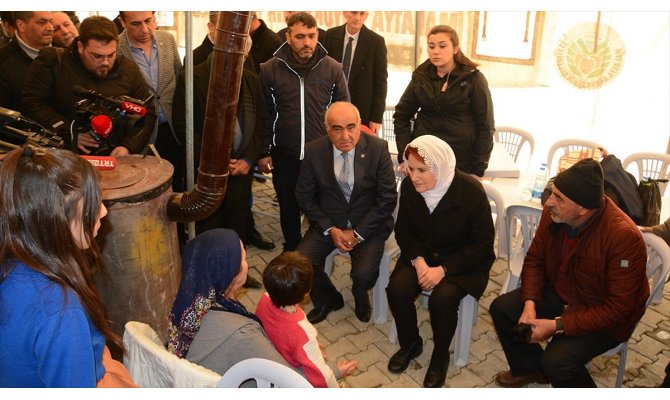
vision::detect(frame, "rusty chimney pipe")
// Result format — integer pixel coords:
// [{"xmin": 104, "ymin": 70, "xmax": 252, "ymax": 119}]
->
[{"xmin": 167, "ymin": 11, "xmax": 251, "ymax": 222}]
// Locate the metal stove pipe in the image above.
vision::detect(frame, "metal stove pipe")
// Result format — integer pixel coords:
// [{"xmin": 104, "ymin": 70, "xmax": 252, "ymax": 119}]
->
[{"xmin": 167, "ymin": 11, "xmax": 250, "ymax": 222}]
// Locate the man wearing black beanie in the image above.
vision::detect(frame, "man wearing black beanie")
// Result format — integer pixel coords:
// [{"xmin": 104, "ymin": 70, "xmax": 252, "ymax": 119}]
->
[{"xmin": 490, "ymin": 158, "xmax": 649, "ymax": 388}]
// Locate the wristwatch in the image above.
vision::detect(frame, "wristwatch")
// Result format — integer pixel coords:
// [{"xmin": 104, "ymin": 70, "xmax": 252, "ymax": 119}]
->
[{"xmin": 555, "ymin": 316, "xmax": 565, "ymax": 335}]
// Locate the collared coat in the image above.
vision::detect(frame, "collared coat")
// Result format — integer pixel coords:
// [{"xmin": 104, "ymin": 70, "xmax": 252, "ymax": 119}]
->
[
  {"xmin": 22, "ymin": 40, "xmax": 156, "ymax": 153},
  {"xmin": 520, "ymin": 196, "xmax": 649, "ymax": 342},
  {"xmin": 0, "ymin": 39, "xmax": 33, "ymax": 112},
  {"xmin": 295, "ymin": 133, "xmax": 397, "ymax": 241},
  {"xmin": 323, "ymin": 24, "xmax": 388, "ymax": 127},
  {"xmin": 118, "ymin": 29, "xmax": 182, "ymax": 144},
  {"xmin": 394, "ymin": 170, "xmax": 495, "ymax": 298}
]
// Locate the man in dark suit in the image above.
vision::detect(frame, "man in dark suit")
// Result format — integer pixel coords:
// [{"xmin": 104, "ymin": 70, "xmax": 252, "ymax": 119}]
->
[
  {"xmin": 323, "ymin": 12, "xmax": 387, "ymax": 135},
  {"xmin": 295, "ymin": 101, "xmax": 397, "ymax": 324}
]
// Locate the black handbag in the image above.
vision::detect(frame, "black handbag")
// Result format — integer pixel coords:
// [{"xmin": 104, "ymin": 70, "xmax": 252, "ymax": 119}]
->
[{"xmin": 638, "ymin": 178, "xmax": 667, "ymax": 226}]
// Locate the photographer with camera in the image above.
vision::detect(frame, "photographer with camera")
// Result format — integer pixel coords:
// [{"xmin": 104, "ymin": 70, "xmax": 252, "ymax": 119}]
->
[{"xmin": 22, "ymin": 15, "xmax": 155, "ymax": 156}]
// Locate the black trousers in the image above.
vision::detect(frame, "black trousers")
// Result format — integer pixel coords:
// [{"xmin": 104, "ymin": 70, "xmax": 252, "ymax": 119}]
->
[
  {"xmin": 297, "ymin": 227, "xmax": 385, "ymax": 308},
  {"xmin": 662, "ymin": 361, "xmax": 670, "ymax": 387},
  {"xmin": 386, "ymin": 259, "xmax": 467, "ymax": 368},
  {"xmin": 270, "ymin": 149, "xmax": 302, "ymax": 251},
  {"xmin": 154, "ymin": 122, "xmax": 185, "ymax": 193},
  {"xmin": 490, "ymin": 287, "xmax": 620, "ymax": 387},
  {"xmin": 195, "ymin": 173, "xmax": 253, "ymax": 243},
  {"xmin": 155, "ymin": 122, "xmax": 187, "ymax": 246}
]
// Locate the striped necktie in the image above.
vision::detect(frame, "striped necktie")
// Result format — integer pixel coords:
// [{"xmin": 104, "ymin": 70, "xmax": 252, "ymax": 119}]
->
[
  {"xmin": 342, "ymin": 36, "xmax": 354, "ymax": 79},
  {"xmin": 337, "ymin": 152, "xmax": 352, "ymax": 202}
]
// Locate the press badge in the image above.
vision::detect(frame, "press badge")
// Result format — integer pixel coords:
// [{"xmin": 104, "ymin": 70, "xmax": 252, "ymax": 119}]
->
[{"xmin": 620, "ymin": 259, "xmax": 629, "ymax": 268}]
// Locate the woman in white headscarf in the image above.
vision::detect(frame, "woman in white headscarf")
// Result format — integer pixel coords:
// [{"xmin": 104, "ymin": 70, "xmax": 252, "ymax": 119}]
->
[{"xmin": 386, "ymin": 135, "xmax": 495, "ymax": 387}]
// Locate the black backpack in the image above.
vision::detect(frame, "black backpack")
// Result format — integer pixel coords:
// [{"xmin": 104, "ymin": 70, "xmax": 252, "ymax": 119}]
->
[{"xmin": 600, "ymin": 154, "xmax": 644, "ymax": 224}]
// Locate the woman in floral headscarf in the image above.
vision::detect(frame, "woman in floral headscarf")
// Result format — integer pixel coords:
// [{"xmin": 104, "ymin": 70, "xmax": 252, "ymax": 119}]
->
[
  {"xmin": 167, "ymin": 229, "xmax": 291, "ymax": 374},
  {"xmin": 386, "ymin": 135, "xmax": 495, "ymax": 387}
]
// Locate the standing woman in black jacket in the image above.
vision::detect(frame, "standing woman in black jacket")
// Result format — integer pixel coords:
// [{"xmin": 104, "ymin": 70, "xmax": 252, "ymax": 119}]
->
[
  {"xmin": 393, "ymin": 25, "xmax": 494, "ymax": 178},
  {"xmin": 386, "ymin": 135, "xmax": 495, "ymax": 388}
]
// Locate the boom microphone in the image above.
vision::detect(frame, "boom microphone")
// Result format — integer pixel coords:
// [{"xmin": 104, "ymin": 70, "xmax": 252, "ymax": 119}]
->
[
  {"xmin": 0, "ymin": 106, "xmax": 22, "ymax": 122},
  {"xmin": 73, "ymin": 85, "xmax": 147, "ymax": 116}
]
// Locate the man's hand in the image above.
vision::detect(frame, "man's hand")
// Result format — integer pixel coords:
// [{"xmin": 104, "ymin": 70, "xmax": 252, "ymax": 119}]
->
[
  {"xmin": 417, "ymin": 266, "xmax": 445, "ymax": 292},
  {"xmin": 369, "ymin": 121, "xmax": 382, "ymax": 136},
  {"xmin": 527, "ymin": 318, "xmax": 557, "ymax": 343},
  {"xmin": 110, "ymin": 146, "xmax": 130, "ymax": 157},
  {"xmin": 77, "ymin": 134, "xmax": 100, "ymax": 154},
  {"xmin": 257, "ymin": 156, "xmax": 273, "ymax": 174},
  {"xmin": 330, "ymin": 227, "xmax": 357, "ymax": 253},
  {"xmin": 229, "ymin": 158, "xmax": 251, "ymax": 176},
  {"xmin": 518, "ymin": 300, "xmax": 537, "ymax": 325}
]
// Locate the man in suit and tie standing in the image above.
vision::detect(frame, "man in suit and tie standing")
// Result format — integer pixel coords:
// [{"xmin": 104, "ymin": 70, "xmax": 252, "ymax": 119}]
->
[
  {"xmin": 295, "ymin": 102, "xmax": 397, "ymax": 324},
  {"xmin": 323, "ymin": 12, "xmax": 388, "ymax": 135}
]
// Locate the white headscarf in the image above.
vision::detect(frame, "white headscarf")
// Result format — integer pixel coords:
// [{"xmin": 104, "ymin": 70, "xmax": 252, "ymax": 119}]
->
[{"xmin": 404, "ymin": 135, "xmax": 456, "ymax": 213}]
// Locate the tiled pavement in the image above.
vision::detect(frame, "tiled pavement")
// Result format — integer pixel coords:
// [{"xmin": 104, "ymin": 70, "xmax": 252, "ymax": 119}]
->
[{"xmin": 239, "ymin": 178, "xmax": 670, "ymax": 389}]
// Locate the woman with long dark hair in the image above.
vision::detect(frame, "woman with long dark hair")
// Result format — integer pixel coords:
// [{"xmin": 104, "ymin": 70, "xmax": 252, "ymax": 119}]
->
[{"xmin": 0, "ymin": 146, "xmax": 136, "ymax": 387}]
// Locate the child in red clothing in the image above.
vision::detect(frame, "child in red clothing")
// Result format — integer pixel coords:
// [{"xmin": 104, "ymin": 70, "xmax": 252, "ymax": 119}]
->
[{"xmin": 256, "ymin": 251, "xmax": 357, "ymax": 387}]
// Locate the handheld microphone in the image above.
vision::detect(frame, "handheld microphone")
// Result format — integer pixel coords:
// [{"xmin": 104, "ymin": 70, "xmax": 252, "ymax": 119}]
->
[
  {"xmin": 90, "ymin": 114, "xmax": 113, "ymax": 140},
  {"xmin": 73, "ymin": 85, "xmax": 147, "ymax": 116}
]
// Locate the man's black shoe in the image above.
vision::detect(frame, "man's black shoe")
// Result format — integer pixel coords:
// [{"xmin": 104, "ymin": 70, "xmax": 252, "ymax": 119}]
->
[
  {"xmin": 306, "ymin": 295, "xmax": 345, "ymax": 324},
  {"xmin": 423, "ymin": 360, "xmax": 447, "ymax": 388},
  {"xmin": 248, "ymin": 229, "xmax": 275, "ymax": 250},
  {"xmin": 243, "ymin": 275, "xmax": 262, "ymax": 289},
  {"xmin": 388, "ymin": 340, "xmax": 423, "ymax": 373},
  {"xmin": 354, "ymin": 296, "xmax": 371, "ymax": 323}
]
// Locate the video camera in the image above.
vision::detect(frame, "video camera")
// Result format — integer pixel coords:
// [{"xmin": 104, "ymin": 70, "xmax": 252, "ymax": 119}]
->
[
  {"xmin": 71, "ymin": 85, "xmax": 152, "ymax": 156},
  {"xmin": 0, "ymin": 106, "xmax": 64, "ymax": 153}
]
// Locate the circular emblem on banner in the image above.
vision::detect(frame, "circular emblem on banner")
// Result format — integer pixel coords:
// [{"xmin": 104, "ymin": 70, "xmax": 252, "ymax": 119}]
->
[{"xmin": 555, "ymin": 23, "xmax": 625, "ymax": 89}]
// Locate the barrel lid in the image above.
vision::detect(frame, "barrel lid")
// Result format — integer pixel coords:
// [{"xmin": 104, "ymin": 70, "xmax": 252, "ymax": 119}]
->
[{"xmin": 100, "ymin": 155, "xmax": 174, "ymax": 201}]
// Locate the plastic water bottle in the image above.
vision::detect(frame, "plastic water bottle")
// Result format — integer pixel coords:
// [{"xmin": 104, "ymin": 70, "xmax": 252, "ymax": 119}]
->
[{"xmin": 530, "ymin": 163, "xmax": 547, "ymax": 203}]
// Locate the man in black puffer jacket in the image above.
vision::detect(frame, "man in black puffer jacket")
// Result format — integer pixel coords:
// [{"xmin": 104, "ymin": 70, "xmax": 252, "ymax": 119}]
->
[{"xmin": 257, "ymin": 12, "xmax": 349, "ymax": 252}]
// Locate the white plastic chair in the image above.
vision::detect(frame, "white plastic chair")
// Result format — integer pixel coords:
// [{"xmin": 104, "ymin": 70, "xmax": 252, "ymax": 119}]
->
[
  {"xmin": 123, "ymin": 321, "xmax": 221, "ymax": 388},
  {"xmin": 500, "ymin": 205, "xmax": 543, "ymax": 295},
  {"xmin": 545, "ymin": 138, "xmax": 606, "ymax": 177},
  {"xmin": 622, "ymin": 152, "xmax": 670, "ymax": 196},
  {"xmin": 216, "ymin": 358, "xmax": 313, "ymax": 388},
  {"xmin": 483, "ymin": 183, "xmax": 506, "ymax": 258},
  {"xmin": 494, "ymin": 126, "xmax": 535, "ymax": 168},
  {"xmin": 594, "ymin": 231, "xmax": 670, "ymax": 387},
  {"xmin": 381, "ymin": 105, "xmax": 395, "ymax": 144},
  {"xmin": 388, "ymin": 293, "xmax": 479, "ymax": 368}
]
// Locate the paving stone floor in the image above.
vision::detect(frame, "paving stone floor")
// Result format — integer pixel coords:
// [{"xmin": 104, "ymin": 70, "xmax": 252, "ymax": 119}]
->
[{"xmin": 240, "ymin": 178, "xmax": 670, "ymax": 389}]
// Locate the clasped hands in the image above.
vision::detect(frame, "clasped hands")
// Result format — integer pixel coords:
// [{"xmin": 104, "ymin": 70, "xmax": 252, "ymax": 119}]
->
[
  {"xmin": 330, "ymin": 227, "xmax": 358, "ymax": 253},
  {"xmin": 412, "ymin": 257, "xmax": 446, "ymax": 292},
  {"xmin": 517, "ymin": 300, "xmax": 558, "ymax": 343}
]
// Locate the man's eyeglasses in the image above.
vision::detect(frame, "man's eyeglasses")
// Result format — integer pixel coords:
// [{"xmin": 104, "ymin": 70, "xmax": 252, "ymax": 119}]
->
[{"xmin": 84, "ymin": 48, "xmax": 116, "ymax": 63}]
